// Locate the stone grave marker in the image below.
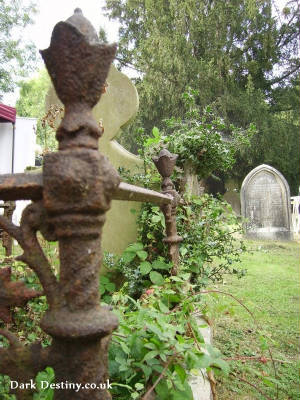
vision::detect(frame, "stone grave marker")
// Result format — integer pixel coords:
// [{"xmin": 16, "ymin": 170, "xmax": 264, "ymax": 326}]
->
[
  {"xmin": 241, "ymin": 164, "xmax": 291, "ymax": 240},
  {"xmin": 46, "ymin": 65, "xmax": 144, "ymax": 254}
]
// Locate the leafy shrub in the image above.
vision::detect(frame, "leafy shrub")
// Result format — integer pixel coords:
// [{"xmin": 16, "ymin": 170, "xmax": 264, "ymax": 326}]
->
[
  {"xmin": 137, "ymin": 194, "xmax": 246, "ymax": 286},
  {"xmin": 108, "ymin": 275, "xmax": 229, "ymax": 399},
  {"xmin": 177, "ymin": 194, "xmax": 247, "ymax": 285},
  {"xmin": 103, "ymin": 192, "xmax": 246, "ymax": 301},
  {"xmin": 103, "ymin": 243, "xmax": 172, "ymax": 299},
  {"xmin": 142, "ymin": 89, "xmax": 256, "ymax": 180}
]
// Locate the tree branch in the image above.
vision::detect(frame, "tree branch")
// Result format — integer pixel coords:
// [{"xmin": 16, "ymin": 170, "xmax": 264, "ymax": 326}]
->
[
  {"xmin": 231, "ymin": 372, "xmax": 273, "ymax": 400},
  {"xmin": 276, "ymin": 7, "xmax": 299, "ymax": 47},
  {"xmin": 198, "ymin": 289, "xmax": 256, "ymax": 321},
  {"xmin": 270, "ymin": 64, "xmax": 299, "ymax": 86},
  {"xmin": 142, "ymin": 355, "xmax": 175, "ymax": 400}
]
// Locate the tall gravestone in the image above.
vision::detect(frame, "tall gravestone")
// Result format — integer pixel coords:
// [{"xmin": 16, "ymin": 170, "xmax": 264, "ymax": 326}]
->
[
  {"xmin": 46, "ymin": 65, "xmax": 144, "ymax": 254},
  {"xmin": 241, "ymin": 164, "xmax": 291, "ymax": 240}
]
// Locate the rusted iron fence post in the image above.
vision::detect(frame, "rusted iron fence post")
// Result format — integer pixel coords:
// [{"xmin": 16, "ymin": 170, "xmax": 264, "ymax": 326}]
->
[
  {"xmin": 0, "ymin": 9, "xmax": 119, "ymax": 400},
  {"xmin": 39, "ymin": 9, "xmax": 120, "ymax": 400},
  {"xmin": 153, "ymin": 149, "xmax": 182, "ymax": 275}
]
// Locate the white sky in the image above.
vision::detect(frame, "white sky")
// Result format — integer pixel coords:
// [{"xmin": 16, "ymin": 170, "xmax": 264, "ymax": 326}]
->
[
  {"xmin": 26, "ymin": 0, "xmax": 119, "ymax": 49},
  {"xmin": 2, "ymin": 0, "xmax": 289, "ymax": 106},
  {"xmin": 3, "ymin": 0, "xmax": 120, "ymax": 105}
]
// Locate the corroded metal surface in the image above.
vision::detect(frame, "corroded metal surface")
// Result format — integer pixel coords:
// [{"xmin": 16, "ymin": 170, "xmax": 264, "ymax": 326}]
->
[
  {"xmin": 0, "ymin": 173, "xmax": 43, "ymax": 201},
  {"xmin": 0, "ymin": 172, "xmax": 174, "ymax": 206},
  {"xmin": 153, "ymin": 149, "xmax": 183, "ymax": 275},
  {"xmin": 41, "ymin": 8, "xmax": 116, "ymax": 151},
  {"xmin": 40, "ymin": 8, "xmax": 119, "ymax": 399},
  {"xmin": 113, "ymin": 182, "xmax": 173, "ymax": 205}
]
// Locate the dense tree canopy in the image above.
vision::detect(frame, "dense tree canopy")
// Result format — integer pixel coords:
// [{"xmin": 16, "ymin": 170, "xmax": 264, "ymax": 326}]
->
[
  {"xmin": 105, "ymin": 0, "xmax": 299, "ymax": 193},
  {"xmin": 0, "ymin": 0, "xmax": 37, "ymax": 96}
]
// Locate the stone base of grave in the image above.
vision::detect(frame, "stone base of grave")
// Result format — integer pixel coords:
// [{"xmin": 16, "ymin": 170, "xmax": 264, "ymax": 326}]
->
[
  {"xmin": 246, "ymin": 227, "xmax": 292, "ymax": 240},
  {"xmin": 189, "ymin": 316, "xmax": 213, "ymax": 400}
]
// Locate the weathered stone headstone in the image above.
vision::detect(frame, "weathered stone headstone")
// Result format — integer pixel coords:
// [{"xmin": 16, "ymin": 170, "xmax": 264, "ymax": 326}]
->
[
  {"xmin": 241, "ymin": 164, "xmax": 291, "ymax": 240},
  {"xmin": 46, "ymin": 65, "xmax": 144, "ymax": 254}
]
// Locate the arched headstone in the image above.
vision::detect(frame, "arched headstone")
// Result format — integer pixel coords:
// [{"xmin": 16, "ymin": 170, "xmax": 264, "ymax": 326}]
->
[
  {"xmin": 241, "ymin": 164, "xmax": 291, "ymax": 240},
  {"xmin": 46, "ymin": 65, "xmax": 144, "ymax": 253}
]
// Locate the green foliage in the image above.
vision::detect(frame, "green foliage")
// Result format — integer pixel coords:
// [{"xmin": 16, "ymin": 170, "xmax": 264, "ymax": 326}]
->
[
  {"xmin": 223, "ymin": 76, "xmax": 300, "ymax": 193},
  {"xmin": 0, "ymin": 0, "xmax": 37, "ymax": 95},
  {"xmin": 105, "ymin": 0, "xmax": 300, "ymax": 193},
  {"xmin": 143, "ymin": 90, "xmax": 256, "ymax": 179},
  {"xmin": 108, "ymin": 276, "xmax": 229, "ymax": 399},
  {"xmin": 0, "ymin": 375, "xmax": 14, "ymax": 399},
  {"xmin": 16, "ymin": 69, "xmax": 50, "ymax": 118},
  {"xmin": 99, "ymin": 274, "xmax": 116, "ymax": 303},
  {"xmin": 103, "ymin": 190, "xmax": 246, "ymax": 301},
  {"xmin": 0, "ymin": 169, "xmax": 244, "ymax": 400},
  {"xmin": 1, "ymin": 239, "xmax": 232, "ymax": 400},
  {"xmin": 34, "ymin": 367, "xmax": 54, "ymax": 400},
  {"xmin": 16, "ymin": 69, "xmax": 57, "ymax": 153},
  {"xmin": 178, "ymin": 195, "xmax": 247, "ymax": 284},
  {"xmin": 138, "ymin": 194, "xmax": 247, "ymax": 290},
  {"xmin": 103, "ymin": 242, "xmax": 172, "ymax": 298}
]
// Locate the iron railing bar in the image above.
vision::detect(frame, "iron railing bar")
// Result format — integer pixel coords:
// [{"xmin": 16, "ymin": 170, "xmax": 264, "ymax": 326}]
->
[
  {"xmin": 113, "ymin": 182, "xmax": 173, "ymax": 205},
  {"xmin": 0, "ymin": 172, "xmax": 43, "ymax": 201},
  {"xmin": 0, "ymin": 173, "xmax": 173, "ymax": 205}
]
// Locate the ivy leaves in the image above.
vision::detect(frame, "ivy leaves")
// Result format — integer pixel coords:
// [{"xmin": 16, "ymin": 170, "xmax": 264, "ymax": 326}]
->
[
  {"xmin": 140, "ymin": 259, "xmax": 171, "ymax": 285},
  {"xmin": 122, "ymin": 243, "xmax": 148, "ymax": 263},
  {"xmin": 119, "ymin": 242, "xmax": 173, "ymax": 291},
  {"xmin": 149, "ymin": 271, "xmax": 164, "ymax": 286},
  {"xmin": 143, "ymin": 91, "xmax": 256, "ymax": 180},
  {"xmin": 109, "ymin": 284, "xmax": 229, "ymax": 399}
]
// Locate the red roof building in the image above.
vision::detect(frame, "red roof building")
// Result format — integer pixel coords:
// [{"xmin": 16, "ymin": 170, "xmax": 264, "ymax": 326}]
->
[{"xmin": 0, "ymin": 104, "xmax": 16, "ymax": 124}]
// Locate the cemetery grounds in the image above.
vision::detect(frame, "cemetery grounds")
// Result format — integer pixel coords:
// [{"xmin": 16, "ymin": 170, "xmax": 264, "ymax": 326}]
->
[{"xmin": 207, "ymin": 239, "xmax": 300, "ymax": 399}]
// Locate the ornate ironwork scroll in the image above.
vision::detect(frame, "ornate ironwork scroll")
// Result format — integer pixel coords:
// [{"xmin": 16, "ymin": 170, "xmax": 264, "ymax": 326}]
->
[{"xmin": 0, "ymin": 201, "xmax": 16, "ymax": 258}]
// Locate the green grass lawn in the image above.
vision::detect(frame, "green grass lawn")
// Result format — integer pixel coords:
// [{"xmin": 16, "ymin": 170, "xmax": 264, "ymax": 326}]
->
[{"xmin": 206, "ymin": 239, "xmax": 300, "ymax": 400}]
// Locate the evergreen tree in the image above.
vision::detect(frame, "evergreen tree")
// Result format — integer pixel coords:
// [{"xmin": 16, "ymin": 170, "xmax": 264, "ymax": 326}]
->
[{"xmin": 105, "ymin": 0, "xmax": 299, "ymax": 193}]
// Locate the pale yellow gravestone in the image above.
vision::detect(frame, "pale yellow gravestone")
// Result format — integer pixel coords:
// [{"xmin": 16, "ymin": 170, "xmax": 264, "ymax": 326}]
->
[{"xmin": 46, "ymin": 65, "xmax": 143, "ymax": 254}]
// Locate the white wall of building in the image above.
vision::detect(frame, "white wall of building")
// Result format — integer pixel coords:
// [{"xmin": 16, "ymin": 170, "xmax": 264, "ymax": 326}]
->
[
  {"xmin": 0, "ymin": 117, "xmax": 37, "ymax": 225},
  {"xmin": 0, "ymin": 122, "xmax": 13, "ymax": 174},
  {"xmin": 14, "ymin": 117, "xmax": 36, "ymax": 173}
]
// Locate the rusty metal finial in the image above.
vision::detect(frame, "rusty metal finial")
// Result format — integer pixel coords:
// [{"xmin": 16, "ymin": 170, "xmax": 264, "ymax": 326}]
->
[
  {"xmin": 152, "ymin": 149, "xmax": 178, "ymax": 190},
  {"xmin": 40, "ymin": 9, "xmax": 117, "ymax": 150}
]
